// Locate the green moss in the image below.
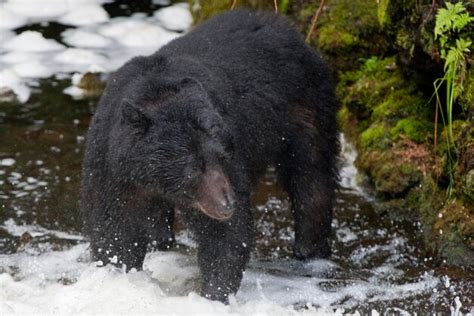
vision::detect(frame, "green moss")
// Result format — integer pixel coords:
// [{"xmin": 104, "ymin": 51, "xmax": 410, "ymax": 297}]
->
[
  {"xmin": 360, "ymin": 124, "xmax": 387, "ymax": 147},
  {"xmin": 318, "ymin": 25, "xmax": 358, "ymax": 51},
  {"xmin": 189, "ymin": 0, "xmax": 280, "ymax": 24},
  {"xmin": 395, "ymin": 30, "xmax": 415, "ymax": 58},
  {"xmin": 356, "ymin": 149, "xmax": 423, "ymax": 197},
  {"xmin": 390, "ymin": 118, "xmax": 432, "ymax": 143},
  {"xmin": 377, "ymin": 0, "xmax": 390, "ymax": 26},
  {"xmin": 360, "ymin": 123, "xmax": 390, "ymax": 149},
  {"xmin": 434, "ymin": 200, "xmax": 474, "ymax": 266},
  {"xmin": 314, "ymin": 0, "xmax": 386, "ymax": 70},
  {"xmin": 278, "ymin": 0, "xmax": 289, "ymax": 14},
  {"xmin": 464, "ymin": 170, "xmax": 474, "ymax": 201},
  {"xmin": 407, "ymin": 177, "xmax": 474, "ymax": 266},
  {"xmin": 339, "ymin": 54, "xmax": 434, "ymax": 149},
  {"xmin": 434, "ymin": 119, "xmax": 472, "ymax": 191},
  {"xmin": 371, "ymin": 88, "xmax": 425, "ymax": 120},
  {"xmin": 188, "ymin": 0, "xmax": 229, "ymax": 25},
  {"xmin": 417, "ymin": 177, "xmax": 441, "ymax": 229},
  {"xmin": 374, "ymin": 162, "xmax": 421, "ymax": 196},
  {"xmin": 459, "ymin": 69, "xmax": 473, "ymax": 112},
  {"xmin": 338, "ymin": 57, "xmax": 399, "ymax": 111},
  {"xmin": 337, "ymin": 105, "xmax": 349, "ymax": 127}
]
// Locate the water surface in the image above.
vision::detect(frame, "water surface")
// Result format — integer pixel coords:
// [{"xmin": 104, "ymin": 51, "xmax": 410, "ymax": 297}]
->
[{"xmin": 0, "ymin": 80, "xmax": 473, "ymax": 315}]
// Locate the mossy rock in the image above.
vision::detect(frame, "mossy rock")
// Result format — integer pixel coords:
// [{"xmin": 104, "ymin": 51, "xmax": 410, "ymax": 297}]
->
[
  {"xmin": 379, "ymin": 0, "xmax": 441, "ymax": 70},
  {"xmin": 371, "ymin": 87, "xmax": 427, "ymax": 121},
  {"xmin": 433, "ymin": 200, "xmax": 474, "ymax": 265},
  {"xmin": 339, "ymin": 56, "xmax": 431, "ymax": 122},
  {"xmin": 357, "ymin": 148, "xmax": 423, "ymax": 197},
  {"xmin": 78, "ymin": 73, "xmax": 105, "ymax": 98},
  {"xmin": 314, "ymin": 0, "xmax": 387, "ymax": 70},
  {"xmin": 417, "ymin": 177, "xmax": 442, "ymax": 231},
  {"xmin": 390, "ymin": 118, "xmax": 432, "ymax": 143},
  {"xmin": 459, "ymin": 69, "xmax": 473, "ymax": 112},
  {"xmin": 453, "ymin": 121, "xmax": 474, "ymax": 200},
  {"xmin": 318, "ymin": 24, "xmax": 359, "ymax": 51},
  {"xmin": 338, "ymin": 55, "xmax": 434, "ymax": 150},
  {"xmin": 360, "ymin": 122, "xmax": 391, "ymax": 149},
  {"xmin": 373, "ymin": 161, "xmax": 421, "ymax": 197},
  {"xmin": 464, "ymin": 169, "xmax": 474, "ymax": 201},
  {"xmin": 338, "ymin": 57, "xmax": 399, "ymax": 118},
  {"xmin": 407, "ymin": 177, "xmax": 474, "ymax": 266}
]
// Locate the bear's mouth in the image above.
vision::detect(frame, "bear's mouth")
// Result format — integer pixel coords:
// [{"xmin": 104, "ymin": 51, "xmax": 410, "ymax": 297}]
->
[{"xmin": 195, "ymin": 167, "xmax": 235, "ymax": 221}]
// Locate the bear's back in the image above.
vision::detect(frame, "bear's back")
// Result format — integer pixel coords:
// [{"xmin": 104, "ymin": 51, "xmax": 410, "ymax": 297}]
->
[{"xmin": 158, "ymin": 10, "xmax": 308, "ymax": 72}]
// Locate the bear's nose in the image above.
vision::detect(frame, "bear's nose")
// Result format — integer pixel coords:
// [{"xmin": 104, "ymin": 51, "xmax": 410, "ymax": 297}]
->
[
  {"xmin": 196, "ymin": 166, "xmax": 235, "ymax": 220},
  {"xmin": 222, "ymin": 188, "xmax": 235, "ymax": 209}
]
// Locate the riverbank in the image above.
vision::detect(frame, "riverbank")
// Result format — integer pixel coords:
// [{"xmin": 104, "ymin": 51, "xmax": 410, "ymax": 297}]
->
[{"xmin": 190, "ymin": 0, "xmax": 474, "ymax": 266}]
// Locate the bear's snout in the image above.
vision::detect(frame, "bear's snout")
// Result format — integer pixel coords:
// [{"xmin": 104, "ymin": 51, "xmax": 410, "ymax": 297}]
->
[{"xmin": 196, "ymin": 167, "xmax": 235, "ymax": 220}]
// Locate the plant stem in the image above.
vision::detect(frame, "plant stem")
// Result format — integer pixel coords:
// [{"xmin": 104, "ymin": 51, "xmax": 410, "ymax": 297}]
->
[{"xmin": 306, "ymin": 0, "xmax": 325, "ymax": 43}]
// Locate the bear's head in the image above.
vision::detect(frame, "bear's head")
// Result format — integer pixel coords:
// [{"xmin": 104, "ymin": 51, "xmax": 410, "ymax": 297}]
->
[{"xmin": 115, "ymin": 77, "xmax": 236, "ymax": 220}]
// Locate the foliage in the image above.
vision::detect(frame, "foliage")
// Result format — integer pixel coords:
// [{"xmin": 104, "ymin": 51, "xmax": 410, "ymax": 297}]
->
[
  {"xmin": 377, "ymin": 0, "xmax": 390, "ymax": 26},
  {"xmin": 433, "ymin": 1, "xmax": 473, "ymax": 196},
  {"xmin": 434, "ymin": 2, "xmax": 473, "ymax": 49},
  {"xmin": 278, "ymin": 0, "xmax": 289, "ymax": 14}
]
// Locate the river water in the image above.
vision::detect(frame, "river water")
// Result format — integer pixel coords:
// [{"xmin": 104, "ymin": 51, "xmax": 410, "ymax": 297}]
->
[{"xmin": 0, "ymin": 1, "xmax": 473, "ymax": 315}]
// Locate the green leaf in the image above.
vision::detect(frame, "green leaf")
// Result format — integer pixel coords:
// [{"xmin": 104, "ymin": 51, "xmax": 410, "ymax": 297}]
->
[
  {"xmin": 456, "ymin": 38, "xmax": 472, "ymax": 54},
  {"xmin": 434, "ymin": 2, "xmax": 471, "ymax": 38},
  {"xmin": 453, "ymin": 12, "xmax": 474, "ymax": 31}
]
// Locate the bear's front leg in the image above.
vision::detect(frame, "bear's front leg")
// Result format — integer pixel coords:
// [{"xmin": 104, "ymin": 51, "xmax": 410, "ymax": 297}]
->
[
  {"xmin": 192, "ymin": 204, "xmax": 254, "ymax": 303},
  {"xmin": 89, "ymin": 212, "xmax": 149, "ymax": 271},
  {"xmin": 86, "ymin": 188, "xmax": 156, "ymax": 271},
  {"xmin": 146, "ymin": 200, "xmax": 175, "ymax": 251}
]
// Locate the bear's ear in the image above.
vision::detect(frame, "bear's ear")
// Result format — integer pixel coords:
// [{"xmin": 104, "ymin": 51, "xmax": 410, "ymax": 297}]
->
[{"xmin": 121, "ymin": 99, "xmax": 151, "ymax": 130}]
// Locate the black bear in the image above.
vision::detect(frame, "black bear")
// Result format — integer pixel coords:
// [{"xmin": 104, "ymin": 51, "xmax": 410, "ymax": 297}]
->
[{"xmin": 81, "ymin": 9, "xmax": 339, "ymax": 302}]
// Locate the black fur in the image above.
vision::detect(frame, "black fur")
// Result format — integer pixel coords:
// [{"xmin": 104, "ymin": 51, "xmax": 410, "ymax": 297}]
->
[{"xmin": 81, "ymin": 10, "xmax": 339, "ymax": 302}]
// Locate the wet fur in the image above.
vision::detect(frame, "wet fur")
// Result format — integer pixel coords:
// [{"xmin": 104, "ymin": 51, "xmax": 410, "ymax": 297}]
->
[{"xmin": 81, "ymin": 10, "xmax": 339, "ymax": 302}]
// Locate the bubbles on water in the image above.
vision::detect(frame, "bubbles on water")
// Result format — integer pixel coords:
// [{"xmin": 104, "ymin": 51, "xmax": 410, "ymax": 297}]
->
[{"xmin": 0, "ymin": 158, "xmax": 16, "ymax": 167}]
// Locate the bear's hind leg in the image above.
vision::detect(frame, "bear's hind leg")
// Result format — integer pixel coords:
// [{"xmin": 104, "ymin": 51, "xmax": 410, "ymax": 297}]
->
[{"xmin": 279, "ymin": 122, "xmax": 338, "ymax": 260}]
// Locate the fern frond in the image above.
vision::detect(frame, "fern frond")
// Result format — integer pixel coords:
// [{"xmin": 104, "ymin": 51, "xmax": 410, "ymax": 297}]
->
[
  {"xmin": 453, "ymin": 13, "xmax": 474, "ymax": 32},
  {"xmin": 434, "ymin": 2, "xmax": 471, "ymax": 38}
]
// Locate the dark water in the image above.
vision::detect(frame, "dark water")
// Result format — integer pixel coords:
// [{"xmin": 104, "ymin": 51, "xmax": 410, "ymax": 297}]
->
[{"xmin": 0, "ymin": 79, "xmax": 473, "ymax": 314}]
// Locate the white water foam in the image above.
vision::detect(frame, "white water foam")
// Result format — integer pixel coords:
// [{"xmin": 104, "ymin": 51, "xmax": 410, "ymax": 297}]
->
[
  {"xmin": 338, "ymin": 134, "xmax": 369, "ymax": 197},
  {"xmin": 0, "ymin": 1, "xmax": 190, "ymax": 102},
  {"xmin": 2, "ymin": 136, "xmax": 470, "ymax": 315},
  {"xmin": 0, "ymin": 242, "xmax": 445, "ymax": 315},
  {"xmin": 1, "ymin": 219, "xmax": 84, "ymax": 241}
]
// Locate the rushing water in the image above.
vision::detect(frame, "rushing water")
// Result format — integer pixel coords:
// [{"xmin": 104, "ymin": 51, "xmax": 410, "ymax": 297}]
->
[
  {"xmin": 0, "ymin": 80, "xmax": 473, "ymax": 315},
  {"xmin": 1, "ymin": 1, "xmax": 473, "ymax": 315}
]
